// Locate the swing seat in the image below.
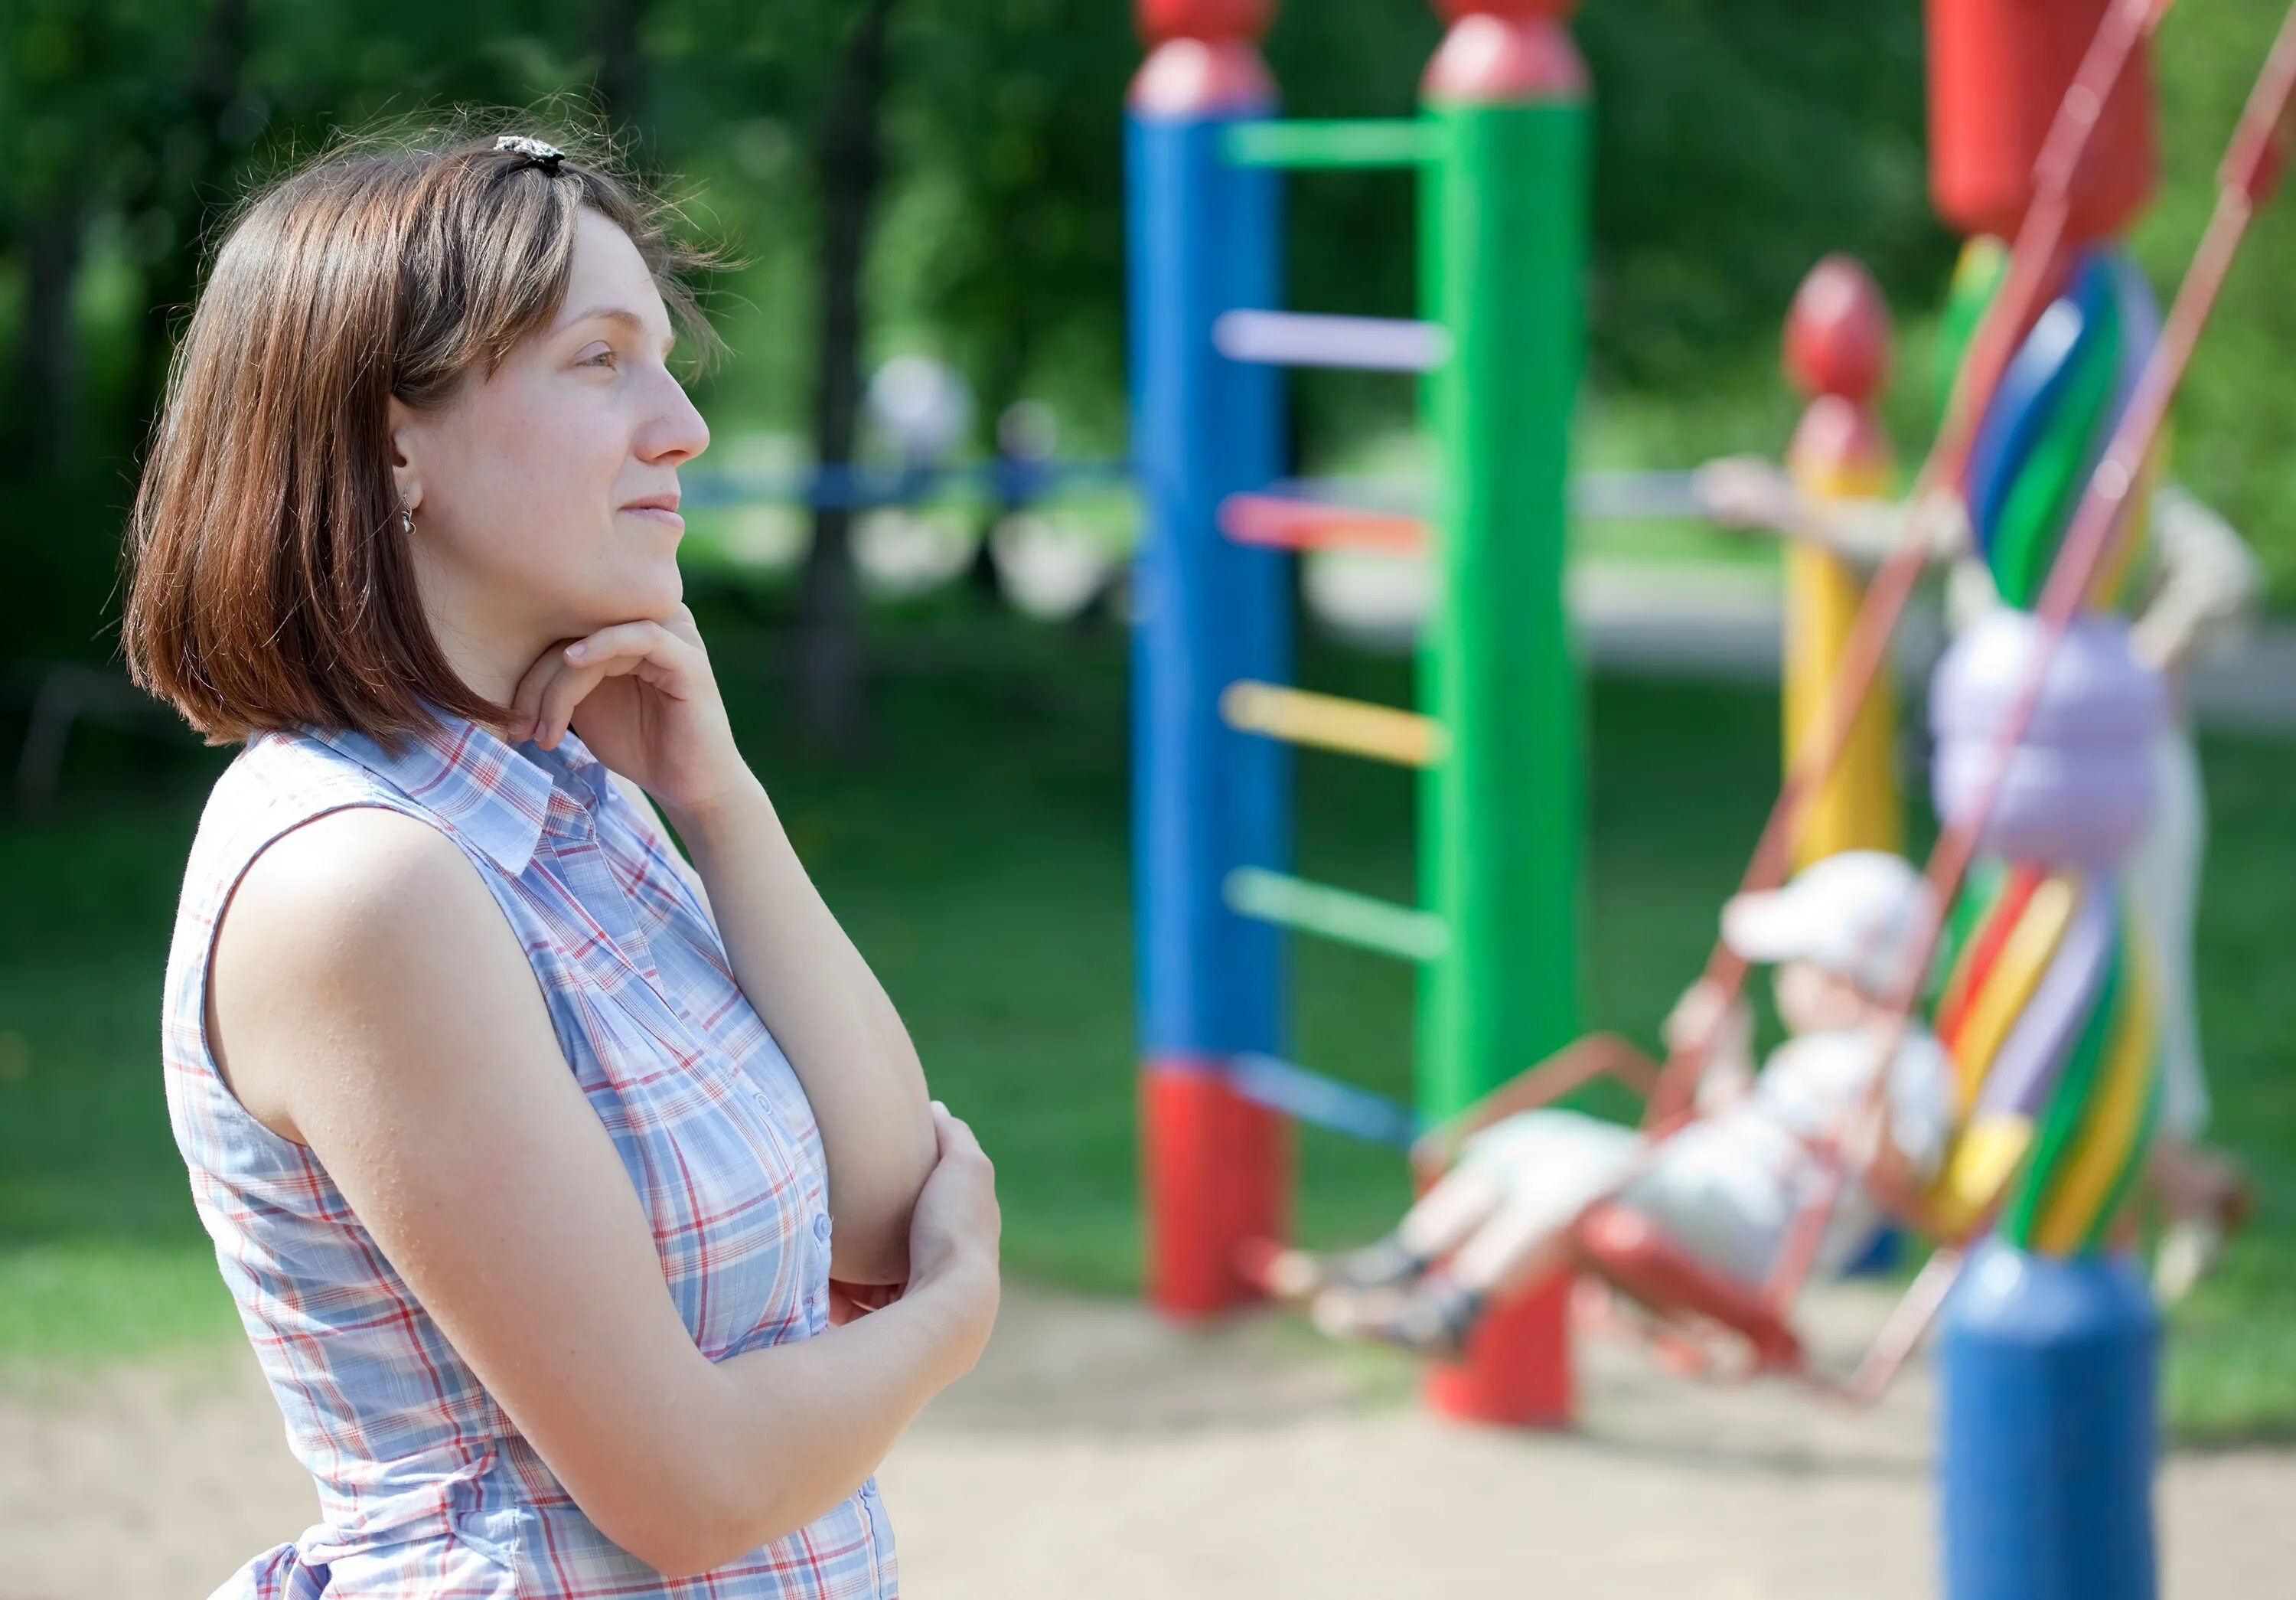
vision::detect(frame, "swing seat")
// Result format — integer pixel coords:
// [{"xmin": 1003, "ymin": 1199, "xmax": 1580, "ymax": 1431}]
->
[
  {"xmin": 1416, "ymin": 1028, "xmax": 2019, "ymax": 1396},
  {"xmin": 1574, "ymin": 1203, "xmax": 1810, "ymax": 1375}
]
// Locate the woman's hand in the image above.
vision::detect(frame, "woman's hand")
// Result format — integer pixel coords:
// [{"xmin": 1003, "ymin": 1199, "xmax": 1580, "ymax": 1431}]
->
[
  {"xmin": 825, "ymin": 1280, "xmax": 905, "ymax": 1326},
  {"xmin": 904, "ymin": 1103, "xmax": 1001, "ymax": 1369},
  {"xmin": 510, "ymin": 605, "xmax": 750, "ymax": 821}
]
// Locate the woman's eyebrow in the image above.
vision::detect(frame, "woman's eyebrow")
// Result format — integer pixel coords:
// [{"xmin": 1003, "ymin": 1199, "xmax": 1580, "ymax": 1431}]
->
[{"xmin": 560, "ymin": 304, "xmax": 675, "ymax": 354}]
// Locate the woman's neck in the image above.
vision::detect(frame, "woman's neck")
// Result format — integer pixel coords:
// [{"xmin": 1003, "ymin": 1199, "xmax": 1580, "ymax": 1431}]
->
[{"xmin": 425, "ymin": 598, "xmax": 549, "ymax": 723}]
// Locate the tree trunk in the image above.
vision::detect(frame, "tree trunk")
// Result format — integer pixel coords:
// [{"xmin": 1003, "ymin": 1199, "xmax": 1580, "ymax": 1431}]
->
[
  {"xmin": 796, "ymin": 0, "xmax": 896, "ymax": 752},
  {"xmin": 13, "ymin": 205, "xmax": 85, "ymax": 474},
  {"xmin": 125, "ymin": 0, "xmax": 249, "ymax": 439},
  {"xmin": 966, "ymin": 343, "xmax": 1030, "ymax": 607},
  {"xmin": 589, "ymin": 0, "xmax": 647, "ymax": 132}
]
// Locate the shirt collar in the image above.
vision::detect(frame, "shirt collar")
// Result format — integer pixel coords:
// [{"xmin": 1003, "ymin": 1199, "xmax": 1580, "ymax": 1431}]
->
[{"xmin": 306, "ymin": 703, "xmax": 611, "ymax": 876}]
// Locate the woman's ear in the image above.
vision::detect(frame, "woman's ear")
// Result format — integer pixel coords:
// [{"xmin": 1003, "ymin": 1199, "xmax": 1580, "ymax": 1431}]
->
[{"xmin": 386, "ymin": 395, "xmax": 424, "ymax": 515}]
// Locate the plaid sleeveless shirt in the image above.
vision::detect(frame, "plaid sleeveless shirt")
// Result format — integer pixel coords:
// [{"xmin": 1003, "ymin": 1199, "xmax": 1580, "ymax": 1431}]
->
[{"xmin": 161, "ymin": 709, "xmax": 896, "ymax": 1598}]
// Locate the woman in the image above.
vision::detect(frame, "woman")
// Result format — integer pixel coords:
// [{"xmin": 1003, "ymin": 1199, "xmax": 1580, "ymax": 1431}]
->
[{"xmin": 122, "ymin": 127, "xmax": 1000, "ymax": 1595}]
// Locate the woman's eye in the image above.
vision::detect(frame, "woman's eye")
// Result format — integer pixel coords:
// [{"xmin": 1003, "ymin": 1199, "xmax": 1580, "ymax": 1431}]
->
[{"xmin": 582, "ymin": 348, "xmax": 617, "ymax": 369}]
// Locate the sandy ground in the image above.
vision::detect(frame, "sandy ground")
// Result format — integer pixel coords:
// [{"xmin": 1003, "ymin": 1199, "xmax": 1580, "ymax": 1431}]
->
[{"xmin": 5, "ymin": 1282, "xmax": 2291, "ymax": 1599}]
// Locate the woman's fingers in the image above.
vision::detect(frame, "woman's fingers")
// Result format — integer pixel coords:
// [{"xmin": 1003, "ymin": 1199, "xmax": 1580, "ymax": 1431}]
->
[
  {"xmin": 931, "ymin": 1102, "xmax": 991, "ymax": 1174},
  {"xmin": 532, "ymin": 659, "xmax": 608, "ymax": 749},
  {"xmin": 508, "ymin": 648, "xmax": 569, "ymax": 743},
  {"xmin": 523, "ymin": 621, "xmax": 696, "ymax": 749},
  {"xmin": 564, "ymin": 618, "xmax": 684, "ymax": 672},
  {"xmin": 918, "ymin": 1102, "xmax": 999, "ymax": 1248},
  {"xmin": 657, "ymin": 602, "xmax": 706, "ymax": 649}
]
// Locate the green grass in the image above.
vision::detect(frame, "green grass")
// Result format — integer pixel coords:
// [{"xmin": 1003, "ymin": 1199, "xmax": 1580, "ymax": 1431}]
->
[{"xmin": 4, "ymin": 615, "xmax": 2293, "ymax": 1438}]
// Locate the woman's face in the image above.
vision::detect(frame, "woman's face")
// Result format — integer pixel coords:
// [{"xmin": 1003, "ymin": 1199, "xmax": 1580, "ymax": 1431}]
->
[{"xmin": 390, "ymin": 207, "xmax": 709, "ymax": 686}]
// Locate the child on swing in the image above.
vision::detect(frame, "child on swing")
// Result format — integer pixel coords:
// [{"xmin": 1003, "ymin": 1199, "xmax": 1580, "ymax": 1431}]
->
[{"xmin": 1267, "ymin": 851, "xmax": 1955, "ymax": 1356}]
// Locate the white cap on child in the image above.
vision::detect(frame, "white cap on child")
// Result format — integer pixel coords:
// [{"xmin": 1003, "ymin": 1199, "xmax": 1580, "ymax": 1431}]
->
[{"xmin": 1720, "ymin": 850, "xmax": 1939, "ymax": 999}]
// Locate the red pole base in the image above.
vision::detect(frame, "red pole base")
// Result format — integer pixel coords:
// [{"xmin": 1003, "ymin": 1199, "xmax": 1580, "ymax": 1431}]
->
[
  {"xmin": 1422, "ymin": 1268, "xmax": 1574, "ymax": 1427},
  {"xmin": 1142, "ymin": 1056, "xmax": 1290, "ymax": 1318}
]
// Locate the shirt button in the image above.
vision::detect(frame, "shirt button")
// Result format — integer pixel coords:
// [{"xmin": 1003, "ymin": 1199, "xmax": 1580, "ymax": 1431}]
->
[{"xmin": 812, "ymin": 1213, "xmax": 832, "ymax": 1243}]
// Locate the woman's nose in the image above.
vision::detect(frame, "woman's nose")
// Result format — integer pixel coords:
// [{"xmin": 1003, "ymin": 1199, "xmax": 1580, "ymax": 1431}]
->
[{"xmin": 641, "ymin": 372, "xmax": 711, "ymax": 465}]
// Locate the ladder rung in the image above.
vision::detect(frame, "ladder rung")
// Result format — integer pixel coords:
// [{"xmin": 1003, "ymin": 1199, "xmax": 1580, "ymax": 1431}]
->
[
  {"xmin": 1213, "ymin": 310, "xmax": 1451, "ymax": 373},
  {"xmin": 1228, "ymin": 1053, "xmax": 1423, "ymax": 1148},
  {"xmin": 1221, "ymin": 681, "xmax": 1446, "ymax": 768},
  {"xmin": 1218, "ymin": 493, "xmax": 1430, "ymax": 556},
  {"xmin": 1225, "ymin": 867, "xmax": 1451, "ymax": 963},
  {"xmin": 1223, "ymin": 119, "xmax": 1446, "ymax": 170}
]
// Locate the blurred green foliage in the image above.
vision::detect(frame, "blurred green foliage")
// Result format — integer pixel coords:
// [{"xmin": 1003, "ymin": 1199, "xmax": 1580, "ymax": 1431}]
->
[{"xmin": 2, "ymin": 0, "xmax": 2294, "ymax": 691}]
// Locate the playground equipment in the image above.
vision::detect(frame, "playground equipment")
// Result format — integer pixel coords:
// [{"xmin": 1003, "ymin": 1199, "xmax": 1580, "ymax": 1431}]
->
[
  {"xmin": 1130, "ymin": 0, "xmax": 2296, "ymax": 1592},
  {"xmin": 1780, "ymin": 256, "xmax": 1904, "ymax": 867},
  {"xmin": 1127, "ymin": 0, "xmax": 1589, "ymax": 1426},
  {"xmin": 1691, "ymin": 3, "xmax": 2296, "ymax": 1595},
  {"xmin": 1922, "ymin": 3, "xmax": 2169, "ymax": 1594}
]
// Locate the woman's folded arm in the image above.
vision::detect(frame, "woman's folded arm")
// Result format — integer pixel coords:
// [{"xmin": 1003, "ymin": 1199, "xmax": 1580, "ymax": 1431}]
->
[{"xmin": 210, "ymin": 806, "xmax": 993, "ymax": 1576}]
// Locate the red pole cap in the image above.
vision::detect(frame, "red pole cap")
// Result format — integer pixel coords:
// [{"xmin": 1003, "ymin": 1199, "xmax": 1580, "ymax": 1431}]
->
[
  {"xmin": 1424, "ymin": 2, "xmax": 1584, "ymax": 102},
  {"xmin": 1430, "ymin": 0, "xmax": 1577, "ymax": 18},
  {"xmin": 1927, "ymin": 0, "xmax": 2157, "ymax": 242},
  {"xmin": 1137, "ymin": 0, "xmax": 1277, "ymax": 44},
  {"xmin": 1783, "ymin": 254, "xmax": 1893, "ymax": 403},
  {"xmin": 1132, "ymin": 0, "xmax": 1277, "ymax": 113}
]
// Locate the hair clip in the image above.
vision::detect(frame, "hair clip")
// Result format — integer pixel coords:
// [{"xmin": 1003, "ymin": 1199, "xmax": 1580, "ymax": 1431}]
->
[{"xmin": 494, "ymin": 135, "xmax": 566, "ymax": 174}]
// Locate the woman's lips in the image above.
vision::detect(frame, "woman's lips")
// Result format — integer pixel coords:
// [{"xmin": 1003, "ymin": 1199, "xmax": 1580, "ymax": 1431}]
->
[{"xmin": 621, "ymin": 506, "xmax": 684, "ymax": 534}]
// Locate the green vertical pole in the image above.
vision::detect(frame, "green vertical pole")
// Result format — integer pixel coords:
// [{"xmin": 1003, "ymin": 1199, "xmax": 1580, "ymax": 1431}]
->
[
  {"xmin": 1414, "ymin": 7, "xmax": 1588, "ymax": 1429},
  {"xmin": 1416, "ymin": 31, "xmax": 1588, "ymax": 1126}
]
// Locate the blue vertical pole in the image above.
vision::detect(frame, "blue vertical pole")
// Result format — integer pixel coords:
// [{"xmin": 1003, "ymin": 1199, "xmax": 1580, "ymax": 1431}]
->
[
  {"xmin": 1127, "ymin": 34, "xmax": 1293, "ymax": 1316},
  {"xmin": 1940, "ymin": 1238, "xmax": 2160, "ymax": 1599}
]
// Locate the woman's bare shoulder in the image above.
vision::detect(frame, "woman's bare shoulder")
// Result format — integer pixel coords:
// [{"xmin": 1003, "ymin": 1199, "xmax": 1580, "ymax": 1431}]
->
[
  {"xmin": 226, "ymin": 805, "xmax": 499, "ymax": 958},
  {"xmin": 210, "ymin": 805, "xmax": 537, "ymax": 1138}
]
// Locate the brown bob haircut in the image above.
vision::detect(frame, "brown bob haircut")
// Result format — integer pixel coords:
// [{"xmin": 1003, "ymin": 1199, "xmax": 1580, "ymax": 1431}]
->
[{"xmin": 122, "ymin": 119, "xmax": 720, "ymax": 747}]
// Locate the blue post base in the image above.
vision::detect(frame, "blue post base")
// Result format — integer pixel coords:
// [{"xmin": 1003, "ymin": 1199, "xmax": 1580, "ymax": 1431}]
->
[{"xmin": 1939, "ymin": 1238, "xmax": 2159, "ymax": 1600}]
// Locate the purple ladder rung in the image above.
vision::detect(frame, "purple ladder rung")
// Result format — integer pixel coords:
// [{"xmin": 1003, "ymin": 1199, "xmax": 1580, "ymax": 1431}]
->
[{"xmin": 1212, "ymin": 310, "xmax": 1453, "ymax": 373}]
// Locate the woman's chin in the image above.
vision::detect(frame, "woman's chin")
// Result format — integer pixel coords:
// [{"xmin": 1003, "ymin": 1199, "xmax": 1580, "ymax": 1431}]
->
[{"xmin": 589, "ymin": 565, "xmax": 684, "ymax": 625}]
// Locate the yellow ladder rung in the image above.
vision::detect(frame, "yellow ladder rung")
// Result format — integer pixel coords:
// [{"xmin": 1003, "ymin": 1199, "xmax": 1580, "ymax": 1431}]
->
[{"xmin": 1220, "ymin": 681, "xmax": 1447, "ymax": 768}]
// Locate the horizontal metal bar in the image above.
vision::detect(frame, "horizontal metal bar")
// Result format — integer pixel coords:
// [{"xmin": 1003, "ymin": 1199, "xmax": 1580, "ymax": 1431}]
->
[
  {"xmin": 1225, "ymin": 867, "xmax": 1450, "ymax": 963},
  {"xmin": 1221, "ymin": 680, "xmax": 1446, "ymax": 768},
  {"xmin": 1212, "ymin": 310, "xmax": 1452, "ymax": 373},
  {"xmin": 1223, "ymin": 119, "xmax": 1445, "ymax": 170},
  {"xmin": 677, "ymin": 458, "xmax": 1135, "ymax": 512},
  {"xmin": 680, "ymin": 462, "xmax": 1704, "ymax": 521},
  {"xmin": 1571, "ymin": 468, "xmax": 1707, "ymax": 521},
  {"xmin": 1217, "ymin": 492, "xmax": 1430, "ymax": 556},
  {"xmin": 1270, "ymin": 469, "xmax": 1711, "ymax": 524},
  {"xmin": 1228, "ymin": 1053, "xmax": 1423, "ymax": 1148}
]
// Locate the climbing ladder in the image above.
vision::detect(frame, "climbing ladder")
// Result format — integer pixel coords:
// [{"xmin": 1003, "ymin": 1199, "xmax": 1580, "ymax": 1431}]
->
[{"xmin": 1127, "ymin": 2, "xmax": 1592, "ymax": 1425}]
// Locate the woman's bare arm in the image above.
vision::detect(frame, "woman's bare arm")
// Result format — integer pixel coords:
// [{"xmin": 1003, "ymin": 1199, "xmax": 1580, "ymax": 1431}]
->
[
  {"xmin": 209, "ymin": 807, "xmax": 997, "ymax": 1577},
  {"xmin": 651, "ymin": 776, "xmax": 937, "ymax": 1287},
  {"xmin": 603, "ymin": 766, "xmax": 930, "ymax": 1287},
  {"xmin": 510, "ymin": 608, "xmax": 936, "ymax": 1291}
]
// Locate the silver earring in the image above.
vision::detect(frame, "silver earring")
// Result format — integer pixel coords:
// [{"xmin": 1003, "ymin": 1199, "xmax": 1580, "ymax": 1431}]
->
[{"xmin": 399, "ymin": 504, "xmax": 416, "ymax": 534}]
